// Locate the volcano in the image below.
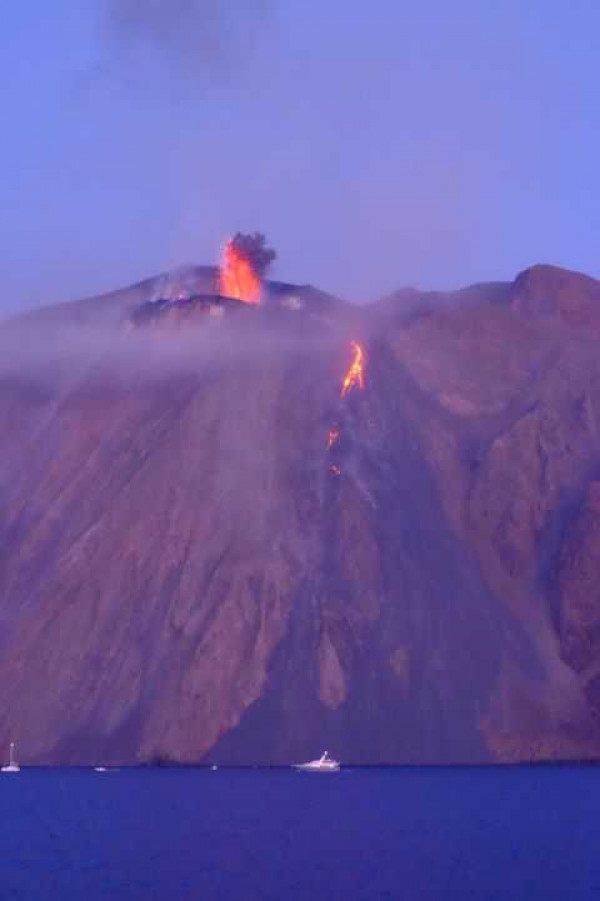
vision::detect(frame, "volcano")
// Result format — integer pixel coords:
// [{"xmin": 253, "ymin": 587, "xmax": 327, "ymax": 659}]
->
[{"xmin": 2, "ymin": 263, "xmax": 600, "ymax": 765}]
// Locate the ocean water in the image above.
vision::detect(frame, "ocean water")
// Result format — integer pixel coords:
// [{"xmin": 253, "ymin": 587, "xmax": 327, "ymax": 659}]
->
[{"xmin": 0, "ymin": 765, "xmax": 598, "ymax": 901}]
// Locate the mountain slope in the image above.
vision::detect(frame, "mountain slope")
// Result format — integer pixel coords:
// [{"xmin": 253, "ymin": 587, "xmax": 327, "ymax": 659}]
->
[{"xmin": 1, "ymin": 264, "xmax": 600, "ymax": 764}]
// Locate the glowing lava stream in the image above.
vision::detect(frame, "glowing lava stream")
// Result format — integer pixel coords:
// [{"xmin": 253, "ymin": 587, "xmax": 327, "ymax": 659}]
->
[
  {"xmin": 219, "ymin": 240, "xmax": 261, "ymax": 304},
  {"xmin": 327, "ymin": 428, "xmax": 340, "ymax": 449},
  {"xmin": 341, "ymin": 340, "xmax": 365, "ymax": 397}
]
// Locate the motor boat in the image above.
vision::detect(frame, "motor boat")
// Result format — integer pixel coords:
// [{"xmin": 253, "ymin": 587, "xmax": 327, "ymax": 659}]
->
[
  {"xmin": 1, "ymin": 742, "xmax": 20, "ymax": 773},
  {"xmin": 295, "ymin": 751, "xmax": 340, "ymax": 772}
]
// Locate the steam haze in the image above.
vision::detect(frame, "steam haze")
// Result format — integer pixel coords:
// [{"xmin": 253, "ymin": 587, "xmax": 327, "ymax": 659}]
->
[
  {"xmin": 1, "ymin": 1, "xmax": 599, "ymax": 314},
  {"xmin": 0, "ymin": 313, "xmax": 337, "ymax": 387}
]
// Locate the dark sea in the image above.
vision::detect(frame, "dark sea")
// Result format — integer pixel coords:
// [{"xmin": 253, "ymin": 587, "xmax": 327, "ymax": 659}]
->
[{"xmin": 1, "ymin": 765, "xmax": 598, "ymax": 901}]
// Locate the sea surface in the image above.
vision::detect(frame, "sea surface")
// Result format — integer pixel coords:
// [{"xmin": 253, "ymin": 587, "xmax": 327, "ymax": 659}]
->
[{"xmin": 0, "ymin": 765, "xmax": 598, "ymax": 900}]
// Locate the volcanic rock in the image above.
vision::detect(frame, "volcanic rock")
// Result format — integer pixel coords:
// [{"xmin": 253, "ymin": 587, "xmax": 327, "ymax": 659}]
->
[{"xmin": 1, "ymin": 264, "xmax": 600, "ymax": 764}]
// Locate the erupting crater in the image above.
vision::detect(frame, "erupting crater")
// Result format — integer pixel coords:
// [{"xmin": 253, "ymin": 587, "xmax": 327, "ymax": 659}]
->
[{"xmin": 219, "ymin": 239, "xmax": 262, "ymax": 305}]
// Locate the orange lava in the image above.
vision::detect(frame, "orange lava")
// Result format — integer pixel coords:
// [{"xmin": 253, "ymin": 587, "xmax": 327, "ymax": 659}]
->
[
  {"xmin": 219, "ymin": 240, "xmax": 261, "ymax": 304},
  {"xmin": 341, "ymin": 341, "xmax": 365, "ymax": 397},
  {"xmin": 327, "ymin": 428, "xmax": 340, "ymax": 449}
]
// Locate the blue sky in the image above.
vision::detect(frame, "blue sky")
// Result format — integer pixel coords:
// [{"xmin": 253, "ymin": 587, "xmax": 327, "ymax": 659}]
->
[{"xmin": 1, "ymin": 0, "xmax": 599, "ymax": 312}]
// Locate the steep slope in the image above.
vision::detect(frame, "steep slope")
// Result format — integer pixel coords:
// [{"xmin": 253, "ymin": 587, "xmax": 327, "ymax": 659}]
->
[
  {"xmin": 0, "ymin": 264, "xmax": 600, "ymax": 764},
  {"xmin": 380, "ymin": 264, "xmax": 600, "ymax": 758}
]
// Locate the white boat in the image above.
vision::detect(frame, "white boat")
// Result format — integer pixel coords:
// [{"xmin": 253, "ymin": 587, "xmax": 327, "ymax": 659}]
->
[
  {"xmin": 1, "ymin": 742, "xmax": 20, "ymax": 773},
  {"xmin": 295, "ymin": 751, "xmax": 340, "ymax": 772},
  {"xmin": 94, "ymin": 767, "xmax": 107, "ymax": 773}
]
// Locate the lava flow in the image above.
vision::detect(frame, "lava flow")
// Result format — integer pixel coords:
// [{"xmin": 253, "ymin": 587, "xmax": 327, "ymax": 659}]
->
[
  {"xmin": 327, "ymin": 428, "xmax": 340, "ymax": 449},
  {"xmin": 219, "ymin": 240, "xmax": 261, "ymax": 304},
  {"xmin": 341, "ymin": 341, "xmax": 365, "ymax": 397}
]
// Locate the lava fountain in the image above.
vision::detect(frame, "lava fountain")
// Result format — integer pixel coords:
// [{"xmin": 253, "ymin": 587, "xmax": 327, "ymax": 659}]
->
[{"xmin": 219, "ymin": 239, "xmax": 261, "ymax": 304}]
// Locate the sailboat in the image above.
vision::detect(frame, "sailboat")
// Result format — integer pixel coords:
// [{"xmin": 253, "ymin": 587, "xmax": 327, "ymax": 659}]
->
[
  {"xmin": 295, "ymin": 751, "xmax": 340, "ymax": 772},
  {"xmin": 1, "ymin": 742, "xmax": 20, "ymax": 773}
]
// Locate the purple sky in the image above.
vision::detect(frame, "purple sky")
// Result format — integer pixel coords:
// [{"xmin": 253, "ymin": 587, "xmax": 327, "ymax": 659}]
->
[{"xmin": 1, "ymin": 1, "xmax": 599, "ymax": 312}]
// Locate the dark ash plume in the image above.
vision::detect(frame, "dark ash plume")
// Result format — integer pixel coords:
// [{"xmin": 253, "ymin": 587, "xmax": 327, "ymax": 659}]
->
[{"xmin": 100, "ymin": 0, "xmax": 274, "ymax": 80}]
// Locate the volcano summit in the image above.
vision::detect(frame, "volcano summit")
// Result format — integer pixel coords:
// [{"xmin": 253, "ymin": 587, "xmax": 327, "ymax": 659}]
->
[{"xmin": 1, "ymin": 262, "xmax": 600, "ymax": 765}]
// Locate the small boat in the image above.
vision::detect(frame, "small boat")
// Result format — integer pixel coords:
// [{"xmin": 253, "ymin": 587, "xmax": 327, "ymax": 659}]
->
[
  {"xmin": 1, "ymin": 742, "xmax": 20, "ymax": 773},
  {"xmin": 295, "ymin": 751, "xmax": 340, "ymax": 772},
  {"xmin": 94, "ymin": 767, "xmax": 107, "ymax": 773},
  {"xmin": 210, "ymin": 765, "xmax": 218, "ymax": 771}
]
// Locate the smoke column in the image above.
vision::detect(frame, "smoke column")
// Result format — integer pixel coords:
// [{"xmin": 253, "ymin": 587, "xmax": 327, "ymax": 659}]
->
[{"xmin": 99, "ymin": 0, "xmax": 274, "ymax": 83}]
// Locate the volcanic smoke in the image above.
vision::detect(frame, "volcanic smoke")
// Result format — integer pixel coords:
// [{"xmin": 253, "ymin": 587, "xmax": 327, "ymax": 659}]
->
[{"xmin": 219, "ymin": 239, "xmax": 261, "ymax": 304}]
